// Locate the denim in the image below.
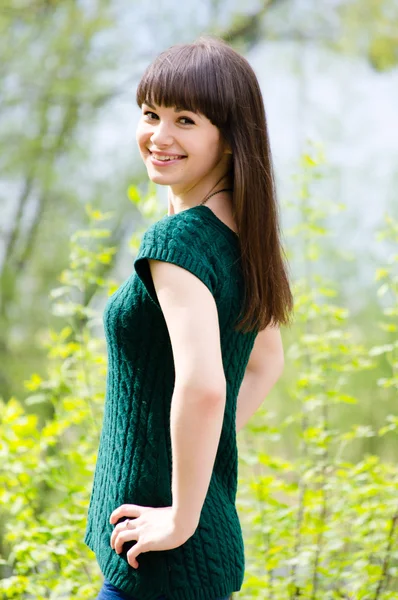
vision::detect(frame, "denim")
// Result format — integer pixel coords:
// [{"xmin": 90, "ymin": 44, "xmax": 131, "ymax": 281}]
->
[{"xmin": 97, "ymin": 579, "xmax": 231, "ymax": 600}]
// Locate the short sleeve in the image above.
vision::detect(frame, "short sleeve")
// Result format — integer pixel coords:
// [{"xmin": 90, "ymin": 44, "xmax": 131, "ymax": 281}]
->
[{"xmin": 133, "ymin": 214, "xmax": 218, "ymax": 309}]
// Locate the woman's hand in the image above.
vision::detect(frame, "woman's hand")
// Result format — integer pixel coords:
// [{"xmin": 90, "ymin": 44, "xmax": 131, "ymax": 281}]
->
[{"xmin": 109, "ymin": 504, "xmax": 193, "ymax": 569}]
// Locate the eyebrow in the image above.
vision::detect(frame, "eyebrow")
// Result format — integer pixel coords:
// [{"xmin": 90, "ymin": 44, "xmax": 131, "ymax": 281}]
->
[
  {"xmin": 175, "ymin": 106, "xmax": 198, "ymax": 114},
  {"xmin": 143, "ymin": 100, "xmax": 198, "ymax": 115}
]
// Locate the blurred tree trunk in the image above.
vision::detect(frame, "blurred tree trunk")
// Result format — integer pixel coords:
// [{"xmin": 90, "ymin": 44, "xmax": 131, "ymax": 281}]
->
[{"xmin": 0, "ymin": 0, "xmax": 130, "ymax": 401}]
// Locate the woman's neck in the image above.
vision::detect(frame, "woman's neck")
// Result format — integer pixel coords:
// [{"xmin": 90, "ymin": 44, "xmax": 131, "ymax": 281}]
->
[{"xmin": 168, "ymin": 172, "xmax": 233, "ymax": 215}]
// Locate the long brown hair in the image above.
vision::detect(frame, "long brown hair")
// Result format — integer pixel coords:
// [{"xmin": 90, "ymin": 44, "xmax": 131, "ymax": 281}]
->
[{"xmin": 136, "ymin": 36, "xmax": 294, "ymax": 334}]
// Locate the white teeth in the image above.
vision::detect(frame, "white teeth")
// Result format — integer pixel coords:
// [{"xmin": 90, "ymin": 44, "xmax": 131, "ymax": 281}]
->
[{"xmin": 151, "ymin": 153, "xmax": 183, "ymax": 161}]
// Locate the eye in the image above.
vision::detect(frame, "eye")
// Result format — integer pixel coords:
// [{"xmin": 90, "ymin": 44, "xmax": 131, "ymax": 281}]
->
[
  {"xmin": 143, "ymin": 110, "xmax": 158, "ymax": 120},
  {"xmin": 179, "ymin": 116, "xmax": 195, "ymax": 125},
  {"xmin": 142, "ymin": 110, "xmax": 195, "ymax": 125}
]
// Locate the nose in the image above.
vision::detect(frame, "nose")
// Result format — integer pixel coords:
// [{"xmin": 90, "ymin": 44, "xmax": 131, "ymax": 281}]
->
[{"xmin": 150, "ymin": 121, "xmax": 173, "ymax": 148}]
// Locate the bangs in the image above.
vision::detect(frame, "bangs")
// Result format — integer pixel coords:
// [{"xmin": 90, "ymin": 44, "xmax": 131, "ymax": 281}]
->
[{"xmin": 136, "ymin": 43, "xmax": 232, "ymax": 128}]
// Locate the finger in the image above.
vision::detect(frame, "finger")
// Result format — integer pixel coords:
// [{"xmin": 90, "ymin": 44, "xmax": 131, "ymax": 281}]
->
[
  {"xmin": 110, "ymin": 519, "xmax": 134, "ymax": 549},
  {"xmin": 109, "ymin": 504, "xmax": 143, "ymax": 524},
  {"xmin": 109, "ymin": 505, "xmax": 140, "ymax": 524},
  {"xmin": 127, "ymin": 541, "xmax": 146, "ymax": 569},
  {"xmin": 114, "ymin": 528, "xmax": 139, "ymax": 555},
  {"xmin": 110, "ymin": 520, "xmax": 129, "ymax": 548}
]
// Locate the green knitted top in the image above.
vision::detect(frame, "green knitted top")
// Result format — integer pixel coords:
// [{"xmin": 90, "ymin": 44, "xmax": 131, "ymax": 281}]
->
[{"xmin": 84, "ymin": 204, "xmax": 258, "ymax": 600}]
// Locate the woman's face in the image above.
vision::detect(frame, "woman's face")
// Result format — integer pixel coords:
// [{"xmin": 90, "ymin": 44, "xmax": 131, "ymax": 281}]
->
[{"xmin": 136, "ymin": 102, "xmax": 230, "ymax": 194}]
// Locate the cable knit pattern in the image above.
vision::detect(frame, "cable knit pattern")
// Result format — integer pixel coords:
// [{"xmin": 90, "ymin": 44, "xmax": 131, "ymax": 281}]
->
[{"xmin": 84, "ymin": 205, "xmax": 258, "ymax": 600}]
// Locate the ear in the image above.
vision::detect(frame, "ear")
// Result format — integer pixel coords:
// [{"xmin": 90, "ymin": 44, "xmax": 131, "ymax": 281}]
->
[
  {"xmin": 223, "ymin": 142, "xmax": 232, "ymax": 155},
  {"xmin": 221, "ymin": 135, "xmax": 232, "ymax": 155}
]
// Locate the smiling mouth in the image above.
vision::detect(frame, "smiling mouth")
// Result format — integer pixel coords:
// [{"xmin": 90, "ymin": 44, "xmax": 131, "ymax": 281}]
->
[{"xmin": 149, "ymin": 151, "xmax": 187, "ymax": 162}]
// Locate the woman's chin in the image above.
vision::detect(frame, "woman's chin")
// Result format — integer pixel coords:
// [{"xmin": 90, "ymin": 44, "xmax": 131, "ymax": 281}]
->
[
  {"xmin": 147, "ymin": 174, "xmax": 171, "ymax": 185},
  {"xmin": 146, "ymin": 171, "xmax": 181, "ymax": 186}
]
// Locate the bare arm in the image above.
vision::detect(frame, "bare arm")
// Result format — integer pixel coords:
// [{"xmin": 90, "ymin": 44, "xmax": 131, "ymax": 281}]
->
[
  {"xmin": 236, "ymin": 324, "xmax": 284, "ymax": 433},
  {"xmin": 236, "ymin": 363, "xmax": 284, "ymax": 433},
  {"xmin": 148, "ymin": 258, "xmax": 226, "ymax": 537}
]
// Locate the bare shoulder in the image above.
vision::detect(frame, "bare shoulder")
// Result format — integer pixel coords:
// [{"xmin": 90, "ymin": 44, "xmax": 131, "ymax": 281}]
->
[
  {"xmin": 205, "ymin": 197, "xmax": 238, "ymax": 234},
  {"xmin": 246, "ymin": 322, "xmax": 284, "ymax": 375}
]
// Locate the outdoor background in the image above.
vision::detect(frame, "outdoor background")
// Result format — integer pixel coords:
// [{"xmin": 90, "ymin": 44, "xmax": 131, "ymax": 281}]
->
[{"xmin": 0, "ymin": 0, "xmax": 397, "ymax": 598}]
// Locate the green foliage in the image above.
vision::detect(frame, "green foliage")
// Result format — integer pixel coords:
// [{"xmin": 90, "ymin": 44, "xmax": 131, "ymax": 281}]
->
[
  {"xmin": 238, "ymin": 144, "xmax": 398, "ymax": 598},
  {"xmin": 336, "ymin": 0, "xmax": 398, "ymax": 72},
  {"xmin": 0, "ymin": 0, "xmax": 124, "ymax": 407},
  {"xmin": 0, "ymin": 205, "xmax": 118, "ymax": 598}
]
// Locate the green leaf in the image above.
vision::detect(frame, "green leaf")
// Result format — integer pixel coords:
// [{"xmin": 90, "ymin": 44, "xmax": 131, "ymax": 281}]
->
[
  {"xmin": 127, "ymin": 185, "xmax": 141, "ymax": 204},
  {"xmin": 25, "ymin": 394, "xmax": 47, "ymax": 406},
  {"xmin": 369, "ymin": 344, "xmax": 394, "ymax": 356}
]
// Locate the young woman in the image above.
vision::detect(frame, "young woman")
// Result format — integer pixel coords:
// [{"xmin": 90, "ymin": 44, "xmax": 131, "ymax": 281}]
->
[{"xmin": 84, "ymin": 36, "xmax": 293, "ymax": 600}]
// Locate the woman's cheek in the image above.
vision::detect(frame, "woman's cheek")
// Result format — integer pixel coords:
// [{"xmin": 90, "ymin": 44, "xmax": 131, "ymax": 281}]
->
[{"xmin": 136, "ymin": 122, "xmax": 151, "ymax": 147}]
